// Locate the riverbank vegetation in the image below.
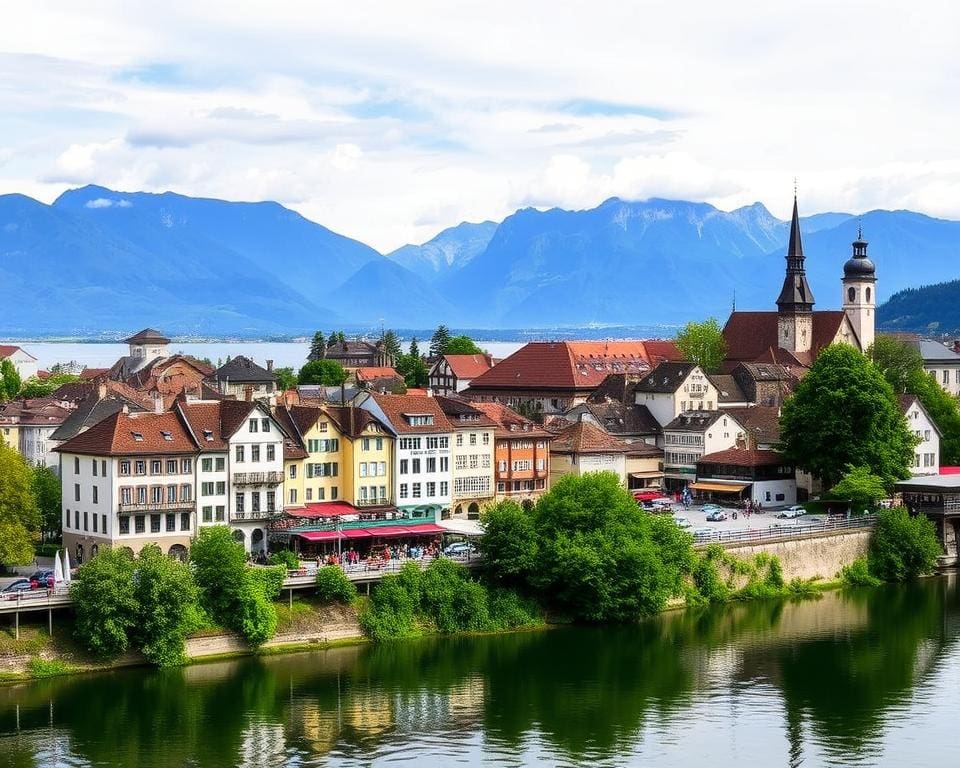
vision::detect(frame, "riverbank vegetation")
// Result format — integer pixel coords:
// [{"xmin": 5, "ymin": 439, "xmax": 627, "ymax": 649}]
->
[{"xmin": 839, "ymin": 506, "xmax": 942, "ymax": 588}]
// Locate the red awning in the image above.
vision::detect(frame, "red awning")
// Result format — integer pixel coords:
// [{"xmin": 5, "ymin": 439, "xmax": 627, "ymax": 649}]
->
[
  {"xmin": 297, "ymin": 523, "xmax": 448, "ymax": 542},
  {"xmin": 342, "ymin": 529, "xmax": 372, "ymax": 539},
  {"xmin": 286, "ymin": 501, "xmax": 358, "ymax": 519},
  {"xmin": 296, "ymin": 530, "xmax": 343, "ymax": 542}
]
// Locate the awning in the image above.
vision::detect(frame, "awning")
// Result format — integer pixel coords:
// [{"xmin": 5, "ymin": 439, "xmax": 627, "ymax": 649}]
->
[
  {"xmin": 369, "ymin": 523, "xmax": 446, "ymax": 538},
  {"xmin": 629, "ymin": 471, "xmax": 663, "ymax": 479},
  {"xmin": 438, "ymin": 518, "xmax": 485, "ymax": 536},
  {"xmin": 296, "ymin": 530, "xmax": 344, "ymax": 542},
  {"xmin": 286, "ymin": 501, "xmax": 358, "ymax": 518},
  {"xmin": 688, "ymin": 481, "xmax": 750, "ymax": 493}
]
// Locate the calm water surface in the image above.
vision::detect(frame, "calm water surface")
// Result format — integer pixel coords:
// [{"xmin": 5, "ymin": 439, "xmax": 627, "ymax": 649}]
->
[{"xmin": 2, "ymin": 578, "xmax": 958, "ymax": 767}]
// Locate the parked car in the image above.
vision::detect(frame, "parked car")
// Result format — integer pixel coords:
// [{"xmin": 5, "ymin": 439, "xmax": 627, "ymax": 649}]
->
[
  {"xmin": 442, "ymin": 542, "xmax": 477, "ymax": 558},
  {"xmin": 1, "ymin": 578, "xmax": 32, "ymax": 594},
  {"xmin": 28, "ymin": 570, "xmax": 55, "ymax": 589},
  {"xmin": 769, "ymin": 520, "xmax": 799, "ymax": 529},
  {"xmin": 705, "ymin": 509, "xmax": 728, "ymax": 522},
  {"xmin": 778, "ymin": 505, "xmax": 806, "ymax": 519},
  {"xmin": 673, "ymin": 516, "xmax": 693, "ymax": 530}
]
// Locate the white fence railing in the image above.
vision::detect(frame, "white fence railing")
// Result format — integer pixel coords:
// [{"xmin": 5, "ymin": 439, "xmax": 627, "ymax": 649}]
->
[{"xmin": 693, "ymin": 515, "xmax": 877, "ymax": 547}]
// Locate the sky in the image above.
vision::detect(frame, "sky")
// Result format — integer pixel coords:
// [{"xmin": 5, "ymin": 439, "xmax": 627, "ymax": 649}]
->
[{"xmin": 2, "ymin": 1, "xmax": 960, "ymax": 252}]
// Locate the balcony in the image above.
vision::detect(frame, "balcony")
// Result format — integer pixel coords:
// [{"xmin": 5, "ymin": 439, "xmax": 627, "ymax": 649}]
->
[
  {"xmin": 233, "ymin": 471, "xmax": 283, "ymax": 486},
  {"xmin": 119, "ymin": 501, "xmax": 195, "ymax": 514},
  {"xmin": 355, "ymin": 497, "xmax": 391, "ymax": 507},
  {"xmin": 233, "ymin": 509, "xmax": 280, "ymax": 521}
]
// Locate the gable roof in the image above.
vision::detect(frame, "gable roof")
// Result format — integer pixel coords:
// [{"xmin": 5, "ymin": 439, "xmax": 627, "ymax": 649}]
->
[
  {"xmin": 722, "ymin": 310, "xmax": 852, "ymax": 367},
  {"xmin": 370, "ymin": 393, "xmax": 453, "ymax": 434},
  {"xmin": 435, "ymin": 395, "xmax": 499, "ymax": 428},
  {"xmin": 177, "ymin": 399, "xmax": 271, "ymax": 451},
  {"xmin": 634, "ymin": 362, "xmax": 698, "ymax": 393},
  {"xmin": 698, "ymin": 447, "xmax": 787, "ymax": 467},
  {"xmin": 549, "ymin": 420, "xmax": 633, "ymax": 455},
  {"xmin": 0, "ymin": 345, "xmax": 36, "ymax": 361},
  {"xmin": 467, "ymin": 340, "xmax": 679, "ymax": 392},
  {"xmin": 210, "ymin": 355, "xmax": 276, "ymax": 384},
  {"xmin": 441, "ymin": 354, "xmax": 495, "ymax": 380},
  {"xmin": 707, "ymin": 374, "xmax": 748, "ymax": 404},
  {"xmin": 50, "ymin": 389, "xmax": 150, "ymax": 442},
  {"xmin": 55, "ymin": 410, "xmax": 196, "ymax": 456},
  {"xmin": 663, "ymin": 410, "xmax": 728, "ymax": 433},
  {"xmin": 123, "ymin": 328, "xmax": 170, "ymax": 345},
  {"xmin": 325, "ymin": 405, "xmax": 392, "ymax": 439},
  {"xmin": 578, "ymin": 401, "xmax": 662, "ymax": 436},
  {"xmin": 724, "ymin": 406, "xmax": 781, "ymax": 446},
  {"xmin": 354, "ymin": 367, "xmax": 401, "ymax": 382},
  {"xmin": 918, "ymin": 339, "xmax": 960, "ymax": 363},
  {"xmin": 900, "ymin": 394, "xmax": 942, "ymax": 435},
  {"xmin": 468, "ymin": 400, "xmax": 554, "ymax": 440}
]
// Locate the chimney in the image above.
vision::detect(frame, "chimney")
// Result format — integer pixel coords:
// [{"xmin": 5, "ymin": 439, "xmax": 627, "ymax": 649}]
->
[
  {"xmin": 122, "ymin": 404, "xmax": 129, "ymax": 414},
  {"xmin": 244, "ymin": 385, "xmax": 253, "ymax": 402},
  {"xmin": 97, "ymin": 382, "xmax": 107, "ymax": 400},
  {"xmin": 426, "ymin": 387, "xmax": 433, "ymax": 397},
  {"xmin": 266, "ymin": 359, "xmax": 274, "ymax": 372},
  {"xmin": 153, "ymin": 393, "xmax": 164, "ymax": 414}
]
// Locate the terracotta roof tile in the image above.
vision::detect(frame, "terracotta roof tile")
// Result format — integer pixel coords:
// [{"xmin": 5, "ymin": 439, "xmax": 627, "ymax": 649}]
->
[
  {"xmin": 55, "ymin": 410, "xmax": 196, "ymax": 456},
  {"xmin": 354, "ymin": 367, "xmax": 401, "ymax": 381},
  {"xmin": 441, "ymin": 354, "xmax": 495, "ymax": 380},
  {"xmin": 549, "ymin": 420, "xmax": 633, "ymax": 454},
  {"xmin": 722, "ymin": 311, "xmax": 851, "ymax": 367},
  {"xmin": 371, "ymin": 393, "xmax": 454, "ymax": 434},
  {"xmin": 697, "ymin": 447, "xmax": 786, "ymax": 467},
  {"xmin": 468, "ymin": 400, "xmax": 554, "ymax": 440}
]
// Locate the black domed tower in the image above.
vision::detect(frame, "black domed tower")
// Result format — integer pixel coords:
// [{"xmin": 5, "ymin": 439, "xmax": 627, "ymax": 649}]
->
[{"xmin": 842, "ymin": 223, "xmax": 877, "ymax": 350}]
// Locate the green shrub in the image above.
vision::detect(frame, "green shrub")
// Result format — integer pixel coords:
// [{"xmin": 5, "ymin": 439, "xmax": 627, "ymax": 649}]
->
[
  {"xmin": 359, "ymin": 576, "xmax": 421, "ymax": 641},
  {"xmin": 27, "ymin": 658, "xmax": 71, "ymax": 679},
  {"xmin": 692, "ymin": 554, "xmax": 730, "ymax": 603},
  {"xmin": 238, "ymin": 573, "xmax": 278, "ymax": 646},
  {"xmin": 487, "ymin": 589, "xmax": 542, "ymax": 629},
  {"xmin": 315, "ymin": 565, "xmax": 357, "ymax": 604},
  {"xmin": 133, "ymin": 544, "xmax": 200, "ymax": 667},
  {"xmin": 839, "ymin": 557, "xmax": 882, "ymax": 587},
  {"xmin": 869, "ymin": 507, "xmax": 941, "ymax": 581},
  {"xmin": 70, "ymin": 547, "xmax": 138, "ymax": 659},
  {"xmin": 268, "ymin": 550, "xmax": 300, "ymax": 570}
]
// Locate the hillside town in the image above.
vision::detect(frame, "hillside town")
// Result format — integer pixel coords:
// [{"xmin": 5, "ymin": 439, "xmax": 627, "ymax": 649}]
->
[{"xmin": 2, "ymin": 195, "xmax": 958, "ymax": 568}]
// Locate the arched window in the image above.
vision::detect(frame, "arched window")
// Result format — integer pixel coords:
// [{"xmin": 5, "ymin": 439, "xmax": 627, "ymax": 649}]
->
[
  {"xmin": 847, "ymin": 286, "xmax": 856, "ymax": 303},
  {"xmin": 865, "ymin": 287, "xmax": 872, "ymax": 303}
]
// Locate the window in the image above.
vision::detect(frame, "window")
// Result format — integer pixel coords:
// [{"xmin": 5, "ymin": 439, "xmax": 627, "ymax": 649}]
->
[
  {"xmin": 412, "ymin": 458, "xmax": 421, "ymax": 474},
  {"xmin": 92, "ymin": 458, "xmax": 98, "ymax": 477},
  {"xmin": 379, "ymin": 461, "xmax": 386, "ymax": 476},
  {"xmin": 202, "ymin": 482, "xmax": 215, "ymax": 496},
  {"xmin": 398, "ymin": 437, "xmax": 422, "ymax": 450},
  {"xmin": 363, "ymin": 438, "xmax": 371, "ymax": 451},
  {"xmin": 359, "ymin": 462, "xmax": 368, "ymax": 477},
  {"xmin": 440, "ymin": 481, "xmax": 448, "ymax": 496},
  {"xmin": 412, "ymin": 483, "xmax": 421, "ymax": 498},
  {"xmin": 497, "ymin": 482, "xmax": 506, "ymax": 492},
  {"xmin": 74, "ymin": 483, "xmax": 80, "ymax": 502},
  {"xmin": 121, "ymin": 487, "xmax": 131, "ymax": 504},
  {"xmin": 202, "ymin": 506, "xmax": 213, "ymax": 523},
  {"xmin": 400, "ymin": 484, "xmax": 409, "ymax": 499},
  {"xmin": 376, "ymin": 437, "xmax": 383, "ymax": 450},
  {"xmin": 469, "ymin": 454, "xmax": 478, "ymax": 469},
  {"xmin": 944, "ymin": 370, "xmax": 950, "ymax": 385},
  {"xmin": 166, "ymin": 459, "xmax": 177, "ymax": 474},
  {"xmin": 236, "ymin": 493, "xmax": 245, "ymax": 512},
  {"xmin": 251, "ymin": 492, "xmax": 261, "ymax": 513},
  {"xmin": 319, "ymin": 421, "xmax": 328, "ymax": 432},
  {"xmin": 427, "ymin": 457, "xmax": 436, "ymax": 473},
  {"xmin": 101, "ymin": 514, "xmax": 107, "ymax": 533},
  {"xmin": 74, "ymin": 510, "xmax": 80, "ymax": 529},
  {"xmin": 251, "ymin": 445, "xmax": 260, "ymax": 462},
  {"xmin": 289, "ymin": 489, "xmax": 297, "ymax": 504},
  {"xmin": 847, "ymin": 286, "xmax": 856, "ymax": 302},
  {"xmin": 119, "ymin": 517, "xmax": 129, "ymax": 535},
  {"xmin": 182, "ymin": 458, "xmax": 191, "ymax": 474},
  {"xmin": 261, "ymin": 418, "xmax": 270, "ymax": 432},
  {"xmin": 440, "ymin": 457, "xmax": 449, "ymax": 472},
  {"xmin": 400, "ymin": 459, "xmax": 409, "ymax": 475},
  {"xmin": 202, "ymin": 458, "xmax": 213, "ymax": 472},
  {"xmin": 92, "ymin": 514, "xmax": 98, "ymax": 532},
  {"xmin": 407, "ymin": 414, "xmax": 434, "ymax": 427},
  {"xmin": 455, "ymin": 455, "xmax": 467, "ymax": 470},
  {"xmin": 536, "ymin": 458, "xmax": 546, "ymax": 471},
  {"xmin": 216, "ymin": 481, "xmax": 226, "ymax": 495},
  {"xmin": 267, "ymin": 444, "xmax": 275, "ymax": 462},
  {"xmin": 151, "ymin": 486, "xmax": 163, "ymax": 504},
  {"xmin": 426, "ymin": 437, "xmax": 439, "ymax": 449},
  {"xmin": 151, "ymin": 460, "xmax": 162, "ymax": 475},
  {"xmin": 167, "ymin": 485, "xmax": 176, "ymax": 502},
  {"xmin": 74, "ymin": 457, "xmax": 80, "ymax": 474},
  {"xmin": 498, "ymin": 460, "xmax": 507, "ymax": 473},
  {"xmin": 138, "ymin": 486, "xmax": 147, "ymax": 504},
  {"xmin": 427, "ymin": 481, "xmax": 436, "ymax": 497},
  {"xmin": 181, "ymin": 484, "xmax": 191, "ymax": 501},
  {"xmin": 267, "ymin": 491, "xmax": 275, "ymax": 512},
  {"xmin": 249, "ymin": 419, "xmax": 259, "ymax": 433},
  {"xmin": 456, "ymin": 434, "xmax": 463, "ymax": 447},
  {"xmin": 119, "ymin": 460, "xmax": 130, "ymax": 476},
  {"xmin": 236, "ymin": 445, "xmax": 245, "ymax": 462},
  {"xmin": 469, "ymin": 433, "xmax": 477, "ymax": 446},
  {"xmin": 306, "ymin": 488, "xmax": 313, "ymax": 501},
  {"xmin": 166, "ymin": 514, "xmax": 176, "ymax": 532},
  {"xmin": 150, "ymin": 514, "xmax": 161, "ymax": 533},
  {"xmin": 513, "ymin": 460, "xmax": 531, "ymax": 472},
  {"xmin": 135, "ymin": 515, "xmax": 145, "ymax": 534},
  {"xmin": 135, "ymin": 460, "xmax": 146, "ymax": 475},
  {"xmin": 215, "ymin": 457, "xmax": 225, "ymax": 471},
  {"xmin": 331, "ymin": 486, "xmax": 338, "ymax": 500},
  {"xmin": 865, "ymin": 287, "xmax": 871, "ymax": 303},
  {"xmin": 482, "ymin": 455, "xmax": 490, "ymax": 468},
  {"xmin": 483, "ymin": 433, "xmax": 490, "ymax": 446},
  {"xmin": 181, "ymin": 512, "xmax": 190, "ymax": 531},
  {"xmin": 216, "ymin": 505, "xmax": 225, "ymax": 521},
  {"xmin": 924, "ymin": 429, "xmax": 931, "ymax": 441}
]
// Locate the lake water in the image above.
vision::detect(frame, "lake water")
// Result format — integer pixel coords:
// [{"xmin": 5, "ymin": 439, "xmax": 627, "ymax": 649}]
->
[
  {"xmin": 2, "ymin": 577, "xmax": 958, "ymax": 767},
  {"xmin": 15, "ymin": 341, "xmax": 525, "ymax": 373}
]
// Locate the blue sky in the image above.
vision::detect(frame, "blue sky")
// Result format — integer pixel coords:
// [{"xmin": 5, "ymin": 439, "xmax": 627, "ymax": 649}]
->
[{"xmin": 2, "ymin": 1, "xmax": 960, "ymax": 251}]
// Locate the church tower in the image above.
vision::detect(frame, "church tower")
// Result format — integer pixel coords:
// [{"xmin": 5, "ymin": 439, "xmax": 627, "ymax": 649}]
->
[
  {"xmin": 776, "ymin": 195, "xmax": 815, "ymax": 354},
  {"xmin": 842, "ymin": 225, "xmax": 876, "ymax": 351}
]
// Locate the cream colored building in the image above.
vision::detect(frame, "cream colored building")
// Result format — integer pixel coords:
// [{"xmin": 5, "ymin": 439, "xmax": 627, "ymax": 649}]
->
[
  {"xmin": 437, "ymin": 396, "xmax": 496, "ymax": 520},
  {"xmin": 633, "ymin": 362, "xmax": 718, "ymax": 428}
]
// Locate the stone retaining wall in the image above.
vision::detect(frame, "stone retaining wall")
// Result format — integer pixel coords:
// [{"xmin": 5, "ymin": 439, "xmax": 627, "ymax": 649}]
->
[{"xmin": 721, "ymin": 529, "xmax": 871, "ymax": 581}]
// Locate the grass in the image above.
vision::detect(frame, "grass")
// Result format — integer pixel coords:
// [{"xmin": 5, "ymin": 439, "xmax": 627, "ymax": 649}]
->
[
  {"xmin": 0, "ymin": 625, "xmax": 54, "ymax": 657},
  {"xmin": 27, "ymin": 658, "xmax": 74, "ymax": 678}
]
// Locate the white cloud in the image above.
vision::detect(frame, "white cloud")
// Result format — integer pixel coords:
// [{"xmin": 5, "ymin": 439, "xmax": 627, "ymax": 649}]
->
[{"xmin": 1, "ymin": 1, "xmax": 960, "ymax": 250}]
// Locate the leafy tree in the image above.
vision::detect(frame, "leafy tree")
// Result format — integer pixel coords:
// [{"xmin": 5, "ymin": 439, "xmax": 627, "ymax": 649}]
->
[
  {"xmin": 829, "ymin": 466, "xmax": 888, "ymax": 512},
  {"xmin": 780, "ymin": 344, "xmax": 916, "ymax": 488},
  {"xmin": 273, "ymin": 367, "xmax": 297, "ymax": 391},
  {"xmin": 430, "ymin": 325, "xmax": 452, "ymax": 357},
  {"xmin": 298, "ymin": 359, "xmax": 348, "ymax": 386},
  {"xmin": 133, "ymin": 544, "xmax": 200, "ymax": 666},
  {"xmin": 479, "ymin": 500, "xmax": 537, "ymax": 587},
  {"xmin": 308, "ymin": 331, "xmax": 327, "ymax": 361},
  {"xmin": 315, "ymin": 565, "xmax": 358, "ymax": 603},
  {"xmin": 675, "ymin": 318, "xmax": 727, "ymax": 373},
  {"xmin": 528, "ymin": 472, "xmax": 694, "ymax": 621},
  {"xmin": 0, "ymin": 359, "xmax": 21, "ymax": 401},
  {"xmin": 445, "ymin": 335, "xmax": 483, "ymax": 355},
  {"xmin": 189, "ymin": 526, "xmax": 248, "ymax": 627},
  {"xmin": 868, "ymin": 335, "xmax": 924, "ymax": 394},
  {"xmin": 0, "ymin": 441, "xmax": 40, "ymax": 565},
  {"xmin": 381, "ymin": 329, "xmax": 402, "ymax": 363},
  {"xmin": 395, "ymin": 353, "xmax": 428, "ymax": 388},
  {"xmin": 32, "ymin": 464, "xmax": 62, "ymax": 543},
  {"xmin": 868, "ymin": 507, "xmax": 941, "ymax": 581},
  {"xmin": 70, "ymin": 547, "xmax": 138, "ymax": 658},
  {"xmin": 409, "ymin": 336, "xmax": 421, "ymax": 359},
  {"xmin": 268, "ymin": 549, "xmax": 300, "ymax": 569},
  {"xmin": 327, "ymin": 331, "xmax": 347, "ymax": 347},
  {"xmin": 17, "ymin": 373, "xmax": 80, "ymax": 399}
]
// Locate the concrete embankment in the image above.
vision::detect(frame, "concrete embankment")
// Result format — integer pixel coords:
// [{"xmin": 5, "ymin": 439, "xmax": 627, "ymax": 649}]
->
[{"xmin": 718, "ymin": 529, "xmax": 871, "ymax": 581}]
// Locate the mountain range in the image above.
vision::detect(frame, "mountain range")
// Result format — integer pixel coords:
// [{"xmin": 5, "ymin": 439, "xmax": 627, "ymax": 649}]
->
[{"xmin": 2, "ymin": 184, "xmax": 960, "ymax": 336}]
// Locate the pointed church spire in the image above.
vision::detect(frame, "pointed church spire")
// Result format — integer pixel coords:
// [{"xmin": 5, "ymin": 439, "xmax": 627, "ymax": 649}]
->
[{"xmin": 776, "ymin": 192, "xmax": 815, "ymax": 314}]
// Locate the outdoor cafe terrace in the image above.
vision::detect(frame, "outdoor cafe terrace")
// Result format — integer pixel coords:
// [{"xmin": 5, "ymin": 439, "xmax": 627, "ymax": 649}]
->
[{"xmin": 268, "ymin": 501, "xmax": 449, "ymax": 546}]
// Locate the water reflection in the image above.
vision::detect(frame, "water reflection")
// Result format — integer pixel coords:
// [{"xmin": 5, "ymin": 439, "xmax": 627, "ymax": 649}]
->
[{"xmin": 0, "ymin": 577, "xmax": 957, "ymax": 767}]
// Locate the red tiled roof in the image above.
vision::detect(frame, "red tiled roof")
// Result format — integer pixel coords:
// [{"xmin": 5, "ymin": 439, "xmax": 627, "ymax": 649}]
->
[
  {"xmin": 79, "ymin": 368, "xmax": 110, "ymax": 380},
  {"xmin": 468, "ymin": 400, "xmax": 554, "ymax": 440},
  {"xmin": 55, "ymin": 410, "xmax": 196, "ymax": 456},
  {"xmin": 697, "ymin": 447, "xmax": 786, "ymax": 467},
  {"xmin": 371, "ymin": 393, "xmax": 454, "ymax": 434},
  {"xmin": 325, "ymin": 405, "xmax": 391, "ymax": 438},
  {"xmin": 722, "ymin": 311, "xmax": 851, "ymax": 367},
  {"xmin": 549, "ymin": 420, "xmax": 633, "ymax": 454},
  {"xmin": 468, "ymin": 341, "xmax": 678, "ymax": 392},
  {"xmin": 354, "ymin": 367, "xmax": 400, "ymax": 382},
  {"xmin": 177, "ymin": 399, "xmax": 262, "ymax": 451},
  {"xmin": 0, "ymin": 345, "xmax": 32, "ymax": 359},
  {"xmin": 442, "ymin": 354, "xmax": 494, "ymax": 380}
]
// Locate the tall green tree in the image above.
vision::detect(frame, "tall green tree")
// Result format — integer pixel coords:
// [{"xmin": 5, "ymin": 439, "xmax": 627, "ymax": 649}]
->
[
  {"xmin": 479, "ymin": 500, "xmax": 537, "ymax": 588},
  {"xmin": 429, "ymin": 325, "xmax": 452, "ymax": 357},
  {"xmin": 868, "ymin": 335, "xmax": 924, "ymax": 394},
  {"xmin": 395, "ymin": 353, "xmax": 428, "ymax": 388},
  {"xmin": 70, "ymin": 548, "xmax": 138, "ymax": 658},
  {"xmin": 675, "ymin": 318, "xmax": 727, "ymax": 373},
  {"xmin": 0, "ymin": 359, "xmax": 21, "ymax": 401},
  {"xmin": 780, "ymin": 344, "xmax": 916, "ymax": 488},
  {"xmin": 308, "ymin": 331, "xmax": 327, "ymax": 361},
  {"xmin": 298, "ymin": 359, "xmax": 348, "ymax": 386},
  {"xmin": 273, "ymin": 366, "xmax": 297, "ymax": 391},
  {"xmin": 17, "ymin": 373, "xmax": 81, "ymax": 399},
  {"xmin": 829, "ymin": 466, "xmax": 888, "ymax": 512},
  {"xmin": 445, "ymin": 335, "xmax": 483, "ymax": 355},
  {"xmin": 32, "ymin": 464, "xmax": 62, "ymax": 543},
  {"xmin": 132, "ymin": 544, "xmax": 201, "ymax": 666},
  {"xmin": 0, "ymin": 442, "xmax": 40, "ymax": 565},
  {"xmin": 381, "ymin": 329, "xmax": 402, "ymax": 363}
]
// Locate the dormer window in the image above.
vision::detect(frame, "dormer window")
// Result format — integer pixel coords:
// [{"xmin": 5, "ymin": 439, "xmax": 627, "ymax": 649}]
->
[
  {"xmin": 161, "ymin": 430, "xmax": 173, "ymax": 441},
  {"xmin": 131, "ymin": 432, "xmax": 144, "ymax": 442},
  {"xmin": 405, "ymin": 413, "xmax": 434, "ymax": 427},
  {"xmin": 203, "ymin": 429, "xmax": 214, "ymax": 441}
]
